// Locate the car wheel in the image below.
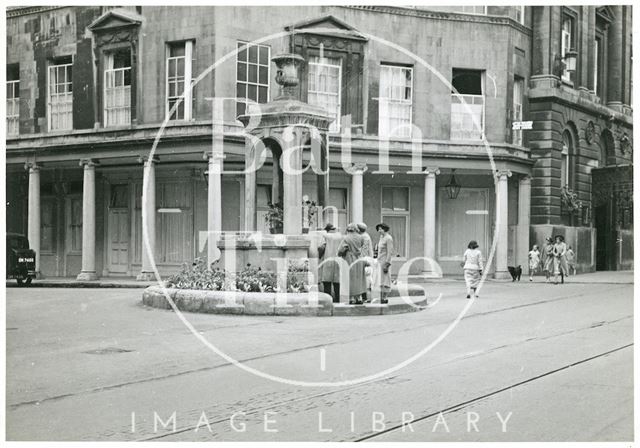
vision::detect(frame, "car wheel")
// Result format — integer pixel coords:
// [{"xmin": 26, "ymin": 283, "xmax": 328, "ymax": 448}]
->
[
  {"xmin": 16, "ymin": 278, "xmax": 24, "ymax": 287},
  {"xmin": 25, "ymin": 276, "xmax": 33, "ymax": 285}
]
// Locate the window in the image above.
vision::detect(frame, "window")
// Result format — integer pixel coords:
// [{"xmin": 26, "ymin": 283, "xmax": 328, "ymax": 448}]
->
[
  {"xmin": 166, "ymin": 40, "xmax": 195, "ymax": 121},
  {"xmin": 512, "ymin": 77, "xmax": 524, "ymax": 146},
  {"xmin": 41, "ymin": 199, "xmax": 55, "ymax": 253},
  {"xmin": 450, "ymin": 6, "xmax": 487, "ymax": 14},
  {"xmin": 451, "ymin": 69, "xmax": 484, "ymax": 140},
  {"xmin": 516, "ymin": 6, "xmax": 525, "ymax": 25},
  {"xmin": 379, "ymin": 64, "xmax": 413, "ymax": 138},
  {"xmin": 308, "ymin": 56, "xmax": 342, "ymax": 132},
  {"xmin": 69, "ymin": 196, "xmax": 83, "ymax": 252},
  {"xmin": 48, "ymin": 59, "xmax": 73, "ymax": 131},
  {"xmin": 326, "ymin": 187, "xmax": 348, "ymax": 231},
  {"xmin": 104, "ymin": 48, "xmax": 131, "ymax": 126},
  {"xmin": 7, "ymin": 64, "xmax": 19, "ymax": 136},
  {"xmin": 594, "ymin": 37, "xmax": 601, "ymax": 96},
  {"xmin": 561, "ymin": 130, "xmax": 572, "ymax": 188},
  {"xmin": 381, "ymin": 187, "xmax": 409, "ymax": 258},
  {"xmin": 561, "ymin": 16, "xmax": 574, "ymax": 82},
  {"xmin": 236, "ymin": 41, "xmax": 270, "ymax": 117}
]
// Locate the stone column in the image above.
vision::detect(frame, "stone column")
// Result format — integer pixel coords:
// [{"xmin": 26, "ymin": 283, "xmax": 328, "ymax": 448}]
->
[
  {"xmin": 607, "ymin": 5, "xmax": 624, "ymax": 109},
  {"xmin": 205, "ymin": 152, "xmax": 224, "ymax": 267},
  {"xmin": 26, "ymin": 162, "xmax": 41, "ymax": 278},
  {"xmin": 350, "ymin": 163, "xmax": 367, "ymax": 224},
  {"xmin": 282, "ymin": 131, "xmax": 303, "ymax": 235},
  {"xmin": 137, "ymin": 156, "xmax": 157, "ymax": 281},
  {"xmin": 495, "ymin": 170, "xmax": 512, "ymax": 279},
  {"xmin": 244, "ymin": 138, "xmax": 257, "ymax": 232},
  {"xmin": 423, "ymin": 167, "xmax": 441, "ymax": 277},
  {"xmin": 77, "ymin": 159, "xmax": 99, "ymax": 280},
  {"xmin": 516, "ymin": 175, "xmax": 532, "ymax": 269}
]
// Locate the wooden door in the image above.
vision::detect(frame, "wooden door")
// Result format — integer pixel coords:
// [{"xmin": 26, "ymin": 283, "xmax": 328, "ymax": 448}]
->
[{"xmin": 108, "ymin": 208, "xmax": 130, "ymax": 273}]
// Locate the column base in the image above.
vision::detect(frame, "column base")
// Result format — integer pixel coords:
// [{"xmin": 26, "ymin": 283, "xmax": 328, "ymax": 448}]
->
[
  {"xmin": 136, "ymin": 271, "xmax": 156, "ymax": 281},
  {"xmin": 34, "ymin": 271, "xmax": 45, "ymax": 280},
  {"xmin": 493, "ymin": 271, "xmax": 512, "ymax": 280},
  {"xmin": 76, "ymin": 271, "xmax": 98, "ymax": 281}
]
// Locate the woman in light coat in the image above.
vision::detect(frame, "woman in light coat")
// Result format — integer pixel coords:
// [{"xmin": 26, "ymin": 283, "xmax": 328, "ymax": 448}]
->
[{"xmin": 462, "ymin": 240, "xmax": 484, "ymax": 299}]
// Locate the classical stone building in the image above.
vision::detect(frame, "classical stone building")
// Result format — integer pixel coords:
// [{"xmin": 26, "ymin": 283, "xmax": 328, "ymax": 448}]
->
[{"xmin": 5, "ymin": 5, "xmax": 633, "ymax": 279}]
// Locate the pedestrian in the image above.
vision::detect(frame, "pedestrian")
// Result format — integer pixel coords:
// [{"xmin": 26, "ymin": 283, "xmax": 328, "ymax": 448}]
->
[
  {"xmin": 375, "ymin": 222, "xmax": 394, "ymax": 304},
  {"xmin": 338, "ymin": 223, "xmax": 367, "ymax": 304},
  {"xmin": 462, "ymin": 240, "xmax": 484, "ymax": 299},
  {"xmin": 552, "ymin": 235, "xmax": 569, "ymax": 284},
  {"xmin": 318, "ymin": 223, "xmax": 342, "ymax": 303},
  {"xmin": 566, "ymin": 245, "xmax": 576, "ymax": 276},
  {"xmin": 528, "ymin": 244, "xmax": 541, "ymax": 281},
  {"xmin": 357, "ymin": 222, "xmax": 374, "ymax": 303},
  {"xmin": 542, "ymin": 237, "xmax": 554, "ymax": 283}
]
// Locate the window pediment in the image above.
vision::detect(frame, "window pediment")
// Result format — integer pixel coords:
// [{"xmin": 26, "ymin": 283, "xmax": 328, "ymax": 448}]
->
[
  {"xmin": 286, "ymin": 15, "xmax": 367, "ymax": 42},
  {"xmin": 596, "ymin": 6, "xmax": 615, "ymax": 24},
  {"xmin": 88, "ymin": 8, "xmax": 142, "ymax": 33}
]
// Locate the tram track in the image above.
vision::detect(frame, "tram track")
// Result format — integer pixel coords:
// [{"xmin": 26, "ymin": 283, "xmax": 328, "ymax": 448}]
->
[
  {"xmin": 7, "ymin": 284, "xmax": 628, "ymax": 411},
  {"xmin": 352, "ymin": 343, "xmax": 633, "ymax": 442},
  {"xmin": 137, "ymin": 317, "xmax": 632, "ymax": 441}
]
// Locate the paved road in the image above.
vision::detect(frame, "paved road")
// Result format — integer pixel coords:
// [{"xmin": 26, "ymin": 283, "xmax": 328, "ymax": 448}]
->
[{"xmin": 5, "ymin": 277, "xmax": 633, "ymax": 442}]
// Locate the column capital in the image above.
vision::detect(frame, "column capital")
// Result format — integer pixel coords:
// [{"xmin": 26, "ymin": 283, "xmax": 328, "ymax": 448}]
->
[
  {"xmin": 348, "ymin": 162, "xmax": 367, "ymax": 175},
  {"xmin": 24, "ymin": 162, "xmax": 40, "ymax": 172},
  {"xmin": 79, "ymin": 158, "xmax": 99, "ymax": 168},
  {"xmin": 424, "ymin": 166, "xmax": 441, "ymax": 177},
  {"xmin": 138, "ymin": 155, "xmax": 160, "ymax": 165},
  {"xmin": 495, "ymin": 169, "xmax": 512, "ymax": 180}
]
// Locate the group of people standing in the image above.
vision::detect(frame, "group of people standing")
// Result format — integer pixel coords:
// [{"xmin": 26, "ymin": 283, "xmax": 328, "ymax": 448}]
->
[
  {"xmin": 318, "ymin": 222, "xmax": 394, "ymax": 304},
  {"xmin": 461, "ymin": 234, "xmax": 577, "ymax": 300},
  {"xmin": 528, "ymin": 235, "xmax": 576, "ymax": 284}
]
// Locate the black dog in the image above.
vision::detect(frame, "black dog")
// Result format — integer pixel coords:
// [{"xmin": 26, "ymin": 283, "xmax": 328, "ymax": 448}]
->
[{"xmin": 508, "ymin": 265, "xmax": 522, "ymax": 281}]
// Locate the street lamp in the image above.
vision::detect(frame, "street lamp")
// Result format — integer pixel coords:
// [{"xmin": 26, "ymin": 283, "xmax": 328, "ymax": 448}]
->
[{"xmin": 445, "ymin": 169, "xmax": 462, "ymax": 199}]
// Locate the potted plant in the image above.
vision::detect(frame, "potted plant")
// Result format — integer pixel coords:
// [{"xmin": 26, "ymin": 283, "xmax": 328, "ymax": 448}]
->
[{"xmin": 265, "ymin": 202, "xmax": 284, "ymax": 234}]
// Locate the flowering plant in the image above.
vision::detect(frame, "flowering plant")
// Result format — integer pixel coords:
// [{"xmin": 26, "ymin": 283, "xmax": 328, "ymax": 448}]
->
[
  {"xmin": 561, "ymin": 186, "xmax": 583, "ymax": 214},
  {"xmin": 167, "ymin": 258, "xmax": 311, "ymax": 293}
]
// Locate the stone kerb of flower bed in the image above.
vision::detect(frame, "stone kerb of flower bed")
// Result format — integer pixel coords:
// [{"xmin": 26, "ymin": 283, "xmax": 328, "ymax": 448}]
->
[
  {"xmin": 141, "ymin": 258, "xmax": 429, "ymax": 316},
  {"xmin": 142, "ymin": 286, "xmax": 334, "ymax": 316}
]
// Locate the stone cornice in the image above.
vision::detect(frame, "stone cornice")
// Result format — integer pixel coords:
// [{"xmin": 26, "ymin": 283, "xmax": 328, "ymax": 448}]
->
[
  {"xmin": 6, "ymin": 121, "xmax": 534, "ymax": 168},
  {"xmin": 342, "ymin": 5, "xmax": 532, "ymax": 35},
  {"xmin": 6, "ymin": 6, "xmax": 66, "ymax": 18},
  {"xmin": 529, "ymin": 85, "xmax": 633, "ymax": 128}
]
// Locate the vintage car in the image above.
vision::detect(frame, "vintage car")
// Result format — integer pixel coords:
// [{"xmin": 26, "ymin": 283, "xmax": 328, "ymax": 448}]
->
[{"xmin": 6, "ymin": 233, "xmax": 36, "ymax": 286}]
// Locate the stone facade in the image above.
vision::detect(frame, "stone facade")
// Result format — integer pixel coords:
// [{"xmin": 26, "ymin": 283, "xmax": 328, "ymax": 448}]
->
[{"xmin": 5, "ymin": 5, "xmax": 632, "ymax": 278}]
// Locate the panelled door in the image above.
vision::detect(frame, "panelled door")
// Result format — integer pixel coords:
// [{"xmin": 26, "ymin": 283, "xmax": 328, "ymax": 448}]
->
[
  {"xmin": 108, "ymin": 208, "xmax": 130, "ymax": 273},
  {"xmin": 108, "ymin": 184, "xmax": 130, "ymax": 274}
]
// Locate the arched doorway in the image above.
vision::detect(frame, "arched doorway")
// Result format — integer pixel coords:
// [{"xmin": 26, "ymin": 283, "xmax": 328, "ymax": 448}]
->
[{"xmin": 593, "ymin": 129, "xmax": 617, "ymax": 270}]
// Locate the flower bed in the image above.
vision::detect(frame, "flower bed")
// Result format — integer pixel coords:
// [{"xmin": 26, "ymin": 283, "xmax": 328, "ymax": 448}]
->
[{"xmin": 167, "ymin": 258, "xmax": 310, "ymax": 293}]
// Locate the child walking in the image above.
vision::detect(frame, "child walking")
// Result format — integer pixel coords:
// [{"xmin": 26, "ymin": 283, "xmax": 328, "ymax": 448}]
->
[{"xmin": 528, "ymin": 244, "xmax": 541, "ymax": 281}]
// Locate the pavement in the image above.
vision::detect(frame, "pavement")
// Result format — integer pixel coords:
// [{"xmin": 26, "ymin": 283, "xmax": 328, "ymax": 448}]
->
[
  {"xmin": 5, "ymin": 275, "xmax": 633, "ymax": 442},
  {"xmin": 4, "ymin": 269, "xmax": 633, "ymax": 289}
]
